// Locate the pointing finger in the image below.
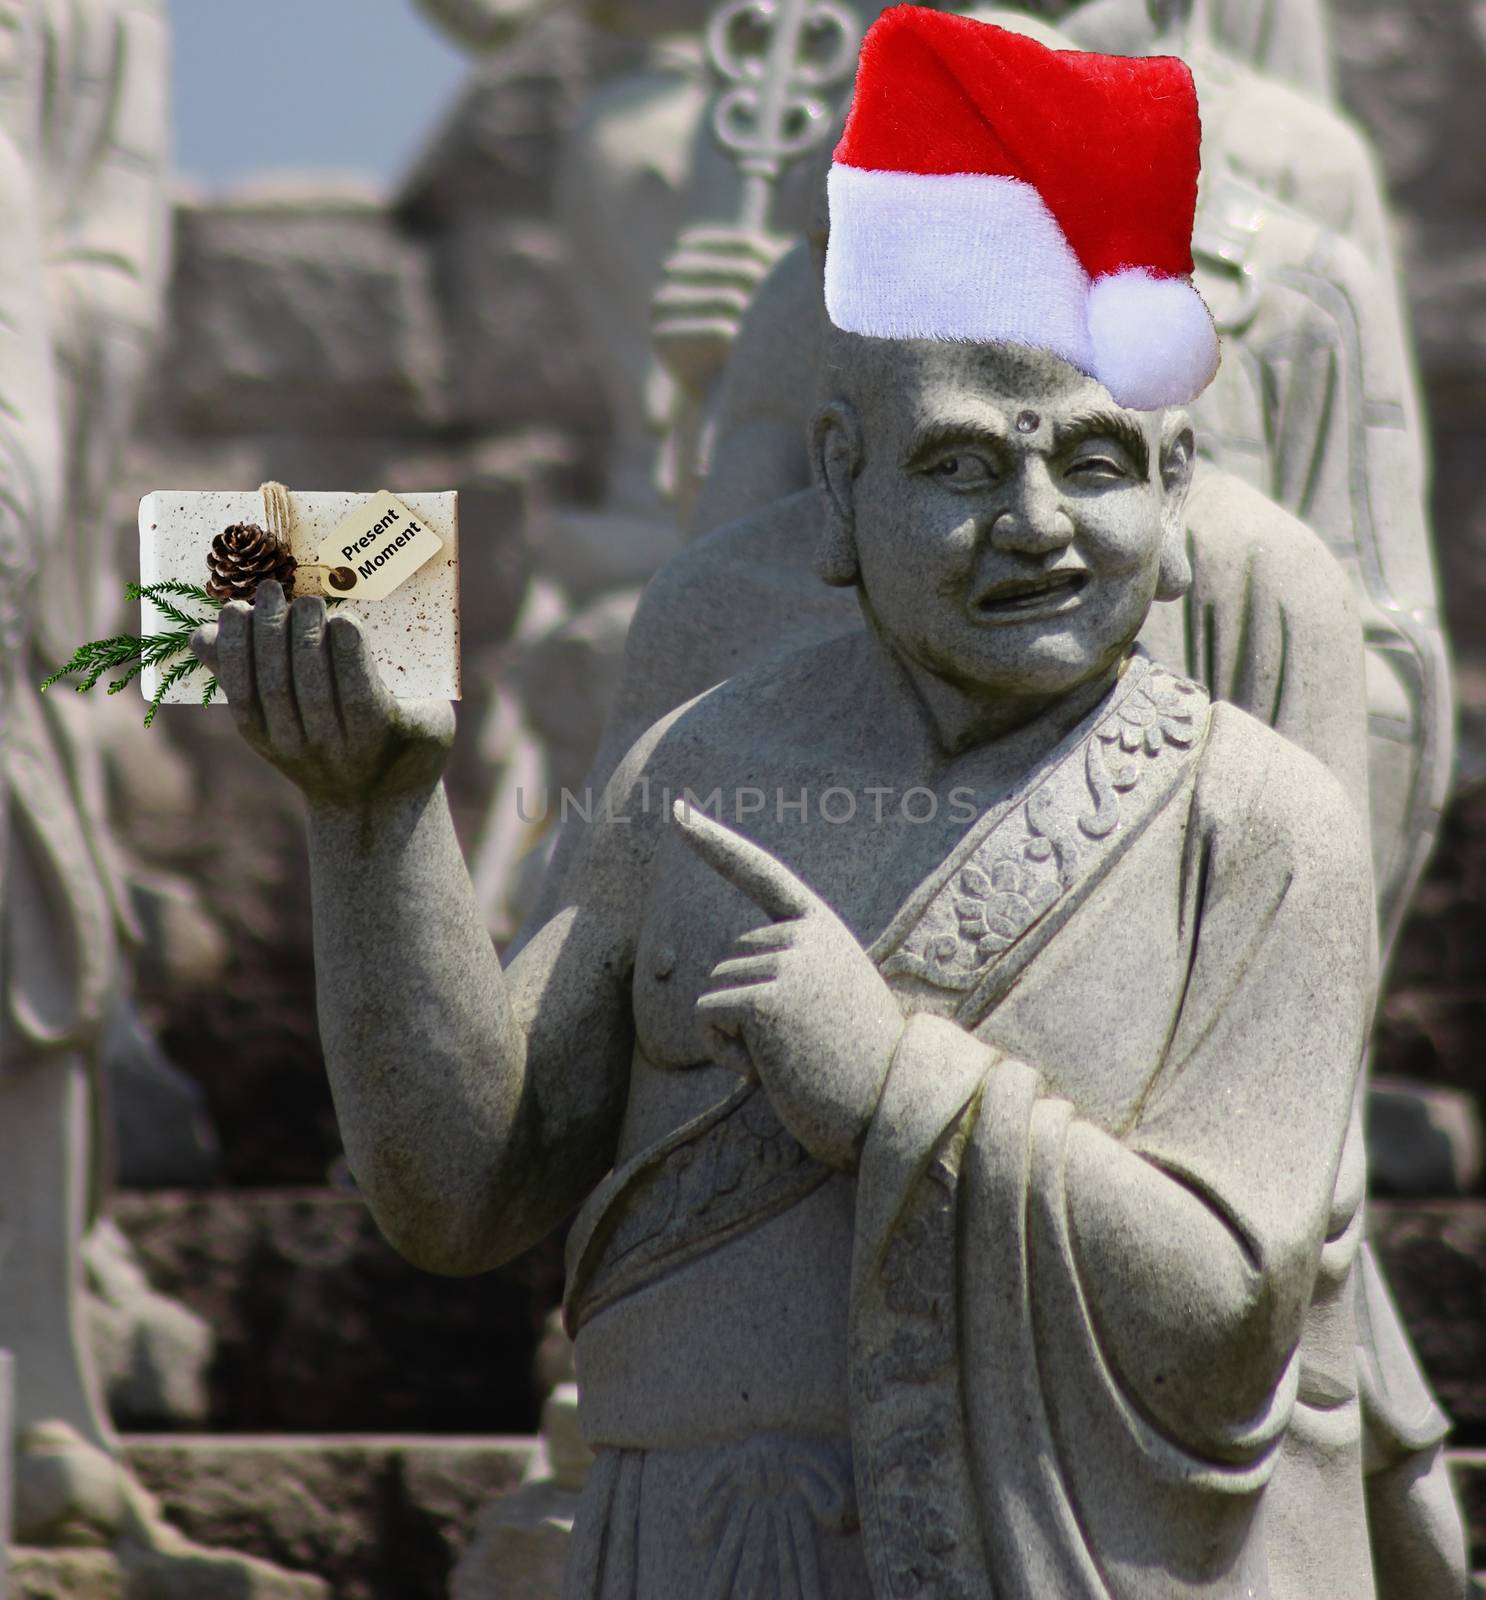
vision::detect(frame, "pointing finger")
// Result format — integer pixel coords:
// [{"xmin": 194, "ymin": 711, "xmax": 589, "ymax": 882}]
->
[
  {"xmin": 672, "ymin": 803, "xmax": 820, "ymax": 923},
  {"xmin": 734, "ymin": 923, "xmax": 798, "ymax": 953},
  {"xmin": 707, "ymin": 953, "xmax": 780, "ymax": 991}
]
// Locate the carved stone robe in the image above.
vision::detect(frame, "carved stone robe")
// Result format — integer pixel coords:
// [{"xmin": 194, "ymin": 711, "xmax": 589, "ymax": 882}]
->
[
  {"xmin": 562, "ymin": 657, "xmax": 1380, "ymax": 1600},
  {"xmin": 0, "ymin": 0, "xmax": 170, "ymax": 1067}
]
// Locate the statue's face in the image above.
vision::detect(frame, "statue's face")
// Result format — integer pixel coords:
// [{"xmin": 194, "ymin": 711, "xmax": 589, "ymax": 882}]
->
[{"xmin": 817, "ymin": 340, "xmax": 1190, "ymax": 709}]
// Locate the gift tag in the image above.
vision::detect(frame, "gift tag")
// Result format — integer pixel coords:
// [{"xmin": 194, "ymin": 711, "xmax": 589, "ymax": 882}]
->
[
  {"xmin": 314, "ymin": 490, "xmax": 445, "ymax": 601},
  {"xmin": 138, "ymin": 488, "xmax": 461, "ymax": 704}
]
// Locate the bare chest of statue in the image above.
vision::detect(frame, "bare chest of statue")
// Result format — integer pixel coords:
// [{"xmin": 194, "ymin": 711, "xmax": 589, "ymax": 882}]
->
[{"xmin": 572, "ymin": 680, "xmax": 1204, "ymax": 1451}]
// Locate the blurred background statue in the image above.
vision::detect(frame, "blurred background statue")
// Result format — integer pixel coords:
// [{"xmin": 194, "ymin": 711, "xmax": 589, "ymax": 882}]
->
[
  {"xmin": 0, "ymin": 3, "xmax": 323, "ymax": 1592},
  {"xmin": 0, "ymin": 0, "xmax": 169, "ymax": 1474}
]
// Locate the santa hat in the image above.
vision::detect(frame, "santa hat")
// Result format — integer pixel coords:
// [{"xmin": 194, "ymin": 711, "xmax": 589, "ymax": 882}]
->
[{"xmin": 824, "ymin": 6, "xmax": 1219, "ymax": 410}]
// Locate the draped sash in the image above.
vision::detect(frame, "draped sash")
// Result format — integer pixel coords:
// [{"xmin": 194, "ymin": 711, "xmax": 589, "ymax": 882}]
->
[{"xmin": 566, "ymin": 656, "xmax": 1212, "ymax": 1342}]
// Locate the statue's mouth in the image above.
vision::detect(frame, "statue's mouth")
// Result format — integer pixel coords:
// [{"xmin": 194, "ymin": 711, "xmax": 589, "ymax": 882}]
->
[{"xmin": 972, "ymin": 570, "xmax": 1089, "ymax": 619}]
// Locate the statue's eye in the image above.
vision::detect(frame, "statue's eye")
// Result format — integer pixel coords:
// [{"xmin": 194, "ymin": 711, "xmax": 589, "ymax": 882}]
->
[
  {"xmin": 929, "ymin": 454, "xmax": 992, "ymax": 485},
  {"xmin": 1068, "ymin": 452, "xmax": 1127, "ymax": 481}
]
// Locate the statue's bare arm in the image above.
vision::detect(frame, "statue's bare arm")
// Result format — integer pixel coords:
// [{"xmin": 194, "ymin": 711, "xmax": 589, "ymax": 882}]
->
[{"xmin": 194, "ymin": 587, "xmax": 639, "ymax": 1274}]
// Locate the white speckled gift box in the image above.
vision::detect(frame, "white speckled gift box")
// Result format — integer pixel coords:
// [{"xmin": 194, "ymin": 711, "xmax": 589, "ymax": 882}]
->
[{"xmin": 138, "ymin": 490, "xmax": 460, "ymax": 703}]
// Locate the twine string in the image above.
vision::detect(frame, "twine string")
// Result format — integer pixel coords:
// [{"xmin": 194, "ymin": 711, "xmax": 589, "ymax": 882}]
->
[
  {"xmin": 258, "ymin": 480, "xmax": 338, "ymax": 586},
  {"xmin": 260, "ymin": 480, "xmax": 294, "ymax": 549}
]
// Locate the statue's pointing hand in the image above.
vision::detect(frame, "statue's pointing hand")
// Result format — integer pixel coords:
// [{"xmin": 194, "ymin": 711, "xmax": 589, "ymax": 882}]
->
[
  {"xmin": 674, "ymin": 803, "xmax": 904, "ymax": 1171},
  {"xmin": 191, "ymin": 582, "xmax": 454, "ymax": 809}
]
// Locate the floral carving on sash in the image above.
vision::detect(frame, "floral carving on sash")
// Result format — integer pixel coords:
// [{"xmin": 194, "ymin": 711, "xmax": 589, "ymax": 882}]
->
[{"xmin": 875, "ymin": 655, "xmax": 1211, "ymax": 1013}]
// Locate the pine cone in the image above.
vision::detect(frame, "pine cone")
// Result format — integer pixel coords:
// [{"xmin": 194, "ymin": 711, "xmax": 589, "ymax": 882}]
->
[{"xmin": 205, "ymin": 523, "xmax": 298, "ymax": 603}]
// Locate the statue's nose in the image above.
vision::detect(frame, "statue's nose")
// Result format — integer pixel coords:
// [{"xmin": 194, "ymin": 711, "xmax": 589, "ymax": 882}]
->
[{"xmin": 985, "ymin": 463, "xmax": 1075, "ymax": 556}]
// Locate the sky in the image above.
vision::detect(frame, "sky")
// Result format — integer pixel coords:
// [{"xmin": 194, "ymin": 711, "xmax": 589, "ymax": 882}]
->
[{"xmin": 169, "ymin": 1, "xmax": 472, "ymax": 192}]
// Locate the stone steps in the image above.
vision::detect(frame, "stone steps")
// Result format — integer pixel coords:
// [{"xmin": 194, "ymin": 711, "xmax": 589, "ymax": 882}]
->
[
  {"xmin": 110, "ymin": 1190, "xmax": 565, "ymax": 1436},
  {"xmin": 2, "ymin": 1429, "xmax": 1476, "ymax": 1598},
  {"xmin": 1453, "ymin": 1451, "xmax": 1486, "ymax": 1582},
  {"xmin": 120, "ymin": 1435, "xmax": 537, "ymax": 1600},
  {"xmin": 96, "ymin": 1191, "xmax": 1486, "ymax": 1594},
  {"xmin": 98, "ymin": 1436, "xmax": 1486, "ymax": 1597},
  {"xmin": 1371, "ymin": 1201, "xmax": 1486, "ymax": 1439}
]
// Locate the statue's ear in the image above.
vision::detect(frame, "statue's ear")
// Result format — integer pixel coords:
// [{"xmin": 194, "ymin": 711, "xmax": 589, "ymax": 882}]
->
[
  {"xmin": 1155, "ymin": 413, "xmax": 1195, "ymax": 603},
  {"xmin": 810, "ymin": 400, "xmax": 864, "ymax": 587}
]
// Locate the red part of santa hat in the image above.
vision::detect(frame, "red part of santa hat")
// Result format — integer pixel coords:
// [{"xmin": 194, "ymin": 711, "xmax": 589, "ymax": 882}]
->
[{"xmin": 824, "ymin": 6, "xmax": 1220, "ymax": 410}]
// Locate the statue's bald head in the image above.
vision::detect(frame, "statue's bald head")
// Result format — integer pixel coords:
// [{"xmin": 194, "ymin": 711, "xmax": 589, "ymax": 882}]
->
[
  {"xmin": 802, "ymin": 324, "xmax": 1202, "ymax": 712},
  {"xmin": 810, "ymin": 327, "xmax": 1193, "ymax": 527},
  {"xmin": 807, "ymin": 326, "xmax": 1196, "ymax": 709},
  {"xmin": 816, "ymin": 324, "xmax": 1100, "ymax": 426}
]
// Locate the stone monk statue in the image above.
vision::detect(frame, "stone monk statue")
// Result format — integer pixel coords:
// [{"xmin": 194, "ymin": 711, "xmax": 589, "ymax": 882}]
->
[
  {"xmin": 196, "ymin": 328, "xmax": 1398, "ymax": 1600},
  {"xmin": 194, "ymin": 16, "xmax": 1464, "ymax": 1593}
]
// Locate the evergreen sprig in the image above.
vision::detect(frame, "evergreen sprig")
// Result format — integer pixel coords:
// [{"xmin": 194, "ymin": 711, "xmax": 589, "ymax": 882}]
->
[{"xmin": 41, "ymin": 580, "xmax": 224, "ymax": 728}]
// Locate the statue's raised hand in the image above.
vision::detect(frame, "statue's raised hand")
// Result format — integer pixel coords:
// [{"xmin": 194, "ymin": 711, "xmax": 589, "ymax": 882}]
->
[
  {"xmin": 191, "ymin": 582, "xmax": 455, "ymax": 810},
  {"xmin": 650, "ymin": 225, "xmax": 788, "ymax": 398},
  {"xmin": 675, "ymin": 803, "xmax": 904, "ymax": 1170}
]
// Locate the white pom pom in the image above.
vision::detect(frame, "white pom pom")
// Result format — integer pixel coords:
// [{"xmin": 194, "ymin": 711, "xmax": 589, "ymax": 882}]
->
[{"xmin": 1087, "ymin": 270, "xmax": 1220, "ymax": 411}]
